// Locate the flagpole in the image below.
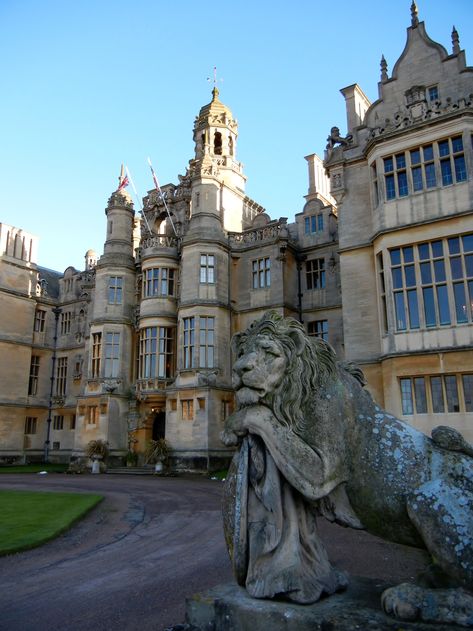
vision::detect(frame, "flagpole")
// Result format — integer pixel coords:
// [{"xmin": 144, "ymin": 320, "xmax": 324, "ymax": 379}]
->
[
  {"xmin": 147, "ymin": 157, "xmax": 178, "ymax": 237},
  {"xmin": 125, "ymin": 166, "xmax": 153, "ymax": 235}
]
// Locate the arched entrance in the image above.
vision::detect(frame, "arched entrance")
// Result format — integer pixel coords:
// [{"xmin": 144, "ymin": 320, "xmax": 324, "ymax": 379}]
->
[{"xmin": 152, "ymin": 411, "xmax": 166, "ymax": 440}]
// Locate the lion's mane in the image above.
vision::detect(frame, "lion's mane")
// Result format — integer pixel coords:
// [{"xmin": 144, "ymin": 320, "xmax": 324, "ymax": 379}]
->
[{"xmin": 233, "ymin": 311, "xmax": 338, "ymax": 434}]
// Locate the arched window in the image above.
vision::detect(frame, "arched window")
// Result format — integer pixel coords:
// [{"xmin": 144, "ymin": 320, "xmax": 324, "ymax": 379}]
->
[
  {"xmin": 214, "ymin": 131, "xmax": 222, "ymax": 155},
  {"xmin": 229, "ymin": 135, "xmax": 234, "ymax": 156}
]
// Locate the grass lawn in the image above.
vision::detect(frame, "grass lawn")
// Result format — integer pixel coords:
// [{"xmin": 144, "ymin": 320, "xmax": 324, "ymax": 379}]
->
[
  {"xmin": 0, "ymin": 463, "xmax": 69, "ymax": 474},
  {"xmin": 0, "ymin": 490, "xmax": 102, "ymax": 555}
]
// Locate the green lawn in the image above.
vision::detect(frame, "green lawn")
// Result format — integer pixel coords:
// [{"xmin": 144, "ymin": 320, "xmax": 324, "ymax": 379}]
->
[
  {"xmin": 0, "ymin": 463, "xmax": 69, "ymax": 474},
  {"xmin": 0, "ymin": 490, "xmax": 102, "ymax": 555}
]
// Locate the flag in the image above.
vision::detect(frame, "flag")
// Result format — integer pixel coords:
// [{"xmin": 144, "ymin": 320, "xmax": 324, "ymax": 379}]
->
[
  {"xmin": 147, "ymin": 157, "xmax": 161, "ymax": 193},
  {"xmin": 118, "ymin": 174, "xmax": 129, "ymax": 190}
]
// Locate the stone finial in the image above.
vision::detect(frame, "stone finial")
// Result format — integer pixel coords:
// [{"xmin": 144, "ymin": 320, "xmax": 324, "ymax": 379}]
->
[
  {"xmin": 452, "ymin": 25, "xmax": 460, "ymax": 54},
  {"xmin": 411, "ymin": 1, "xmax": 419, "ymax": 28},
  {"xmin": 212, "ymin": 86, "xmax": 220, "ymax": 101},
  {"xmin": 380, "ymin": 55, "xmax": 388, "ymax": 82}
]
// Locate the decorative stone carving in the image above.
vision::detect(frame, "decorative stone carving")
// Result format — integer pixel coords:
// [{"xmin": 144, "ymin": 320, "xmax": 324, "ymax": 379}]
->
[
  {"xmin": 228, "ymin": 221, "xmax": 287, "ymax": 246},
  {"xmin": 368, "ymin": 94, "xmax": 472, "ymax": 140},
  {"xmin": 326, "ymin": 126, "xmax": 352, "ymax": 150},
  {"xmin": 221, "ymin": 312, "xmax": 473, "ymax": 627}
]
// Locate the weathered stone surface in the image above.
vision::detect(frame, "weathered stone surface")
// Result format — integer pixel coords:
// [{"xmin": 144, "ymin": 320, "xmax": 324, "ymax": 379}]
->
[
  {"xmin": 221, "ymin": 312, "xmax": 473, "ymax": 626},
  {"xmin": 186, "ymin": 579, "xmax": 462, "ymax": 631}
]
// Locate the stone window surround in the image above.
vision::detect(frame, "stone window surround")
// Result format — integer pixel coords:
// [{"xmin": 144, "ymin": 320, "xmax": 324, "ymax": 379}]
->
[
  {"xmin": 181, "ymin": 316, "xmax": 216, "ymax": 370},
  {"xmin": 304, "ymin": 214, "xmax": 324, "ymax": 235},
  {"xmin": 53, "ymin": 414, "xmax": 64, "ymax": 430},
  {"xmin": 252, "ymin": 257, "xmax": 271, "ymax": 289},
  {"xmin": 371, "ymin": 133, "xmax": 468, "ymax": 204},
  {"xmin": 306, "ymin": 258, "xmax": 326, "ymax": 290},
  {"xmin": 24, "ymin": 416, "xmax": 37, "ymax": 435},
  {"xmin": 108, "ymin": 276, "xmax": 123, "ymax": 304},
  {"xmin": 387, "ymin": 233, "xmax": 473, "ymax": 332},
  {"xmin": 199, "ymin": 254, "xmax": 215, "ymax": 284},
  {"xmin": 28, "ymin": 355, "xmax": 40, "ymax": 396},
  {"xmin": 34, "ymin": 309, "xmax": 46, "ymax": 333},
  {"xmin": 138, "ymin": 326, "xmax": 175, "ymax": 379},
  {"xmin": 55, "ymin": 357, "xmax": 68, "ymax": 396},
  {"xmin": 91, "ymin": 332, "xmax": 102, "ymax": 378},
  {"xmin": 181, "ymin": 399, "xmax": 194, "ymax": 421},
  {"xmin": 143, "ymin": 267, "xmax": 176, "ymax": 297},
  {"xmin": 308, "ymin": 319, "xmax": 328, "ymax": 341},
  {"xmin": 399, "ymin": 373, "xmax": 472, "ymax": 415}
]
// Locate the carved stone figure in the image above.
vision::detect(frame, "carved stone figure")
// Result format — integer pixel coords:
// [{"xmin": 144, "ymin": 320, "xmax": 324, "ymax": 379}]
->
[
  {"xmin": 221, "ymin": 312, "xmax": 473, "ymax": 627},
  {"xmin": 325, "ymin": 126, "xmax": 353, "ymax": 150}
]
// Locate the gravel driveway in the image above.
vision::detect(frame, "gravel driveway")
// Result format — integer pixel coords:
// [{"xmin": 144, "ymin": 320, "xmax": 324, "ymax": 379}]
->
[{"xmin": 0, "ymin": 473, "xmax": 428, "ymax": 631}]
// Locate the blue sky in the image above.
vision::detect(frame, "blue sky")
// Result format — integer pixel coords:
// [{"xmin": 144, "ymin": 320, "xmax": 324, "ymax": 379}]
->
[{"xmin": 1, "ymin": 1, "xmax": 472, "ymax": 272}]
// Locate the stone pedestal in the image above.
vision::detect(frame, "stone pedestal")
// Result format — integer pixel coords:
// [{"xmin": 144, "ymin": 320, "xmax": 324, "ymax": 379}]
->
[{"xmin": 185, "ymin": 578, "xmax": 458, "ymax": 631}]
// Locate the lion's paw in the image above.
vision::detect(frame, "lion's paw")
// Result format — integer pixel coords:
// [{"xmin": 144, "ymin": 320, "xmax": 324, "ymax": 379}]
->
[
  {"xmin": 220, "ymin": 429, "xmax": 240, "ymax": 447},
  {"xmin": 381, "ymin": 583, "xmax": 422, "ymax": 621},
  {"xmin": 382, "ymin": 583, "xmax": 473, "ymax": 627}
]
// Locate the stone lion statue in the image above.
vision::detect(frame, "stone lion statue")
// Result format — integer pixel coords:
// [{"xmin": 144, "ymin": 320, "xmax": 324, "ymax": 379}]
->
[{"xmin": 221, "ymin": 312, "xmax": 473, "ymax": 627}]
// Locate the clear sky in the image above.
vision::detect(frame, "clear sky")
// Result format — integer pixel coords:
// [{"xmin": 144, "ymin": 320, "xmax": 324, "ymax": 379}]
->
[{"xmin": 1, "ymin": 0, "xmax": 472, "ymax": 272}]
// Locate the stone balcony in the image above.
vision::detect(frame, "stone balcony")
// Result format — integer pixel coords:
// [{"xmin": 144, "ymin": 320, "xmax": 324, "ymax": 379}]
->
[
  {"xmin": 228, "ymin": 220, "xmax": 289, "ymax": 249},
  {"xmin": 136, "ymin": 378, "xmax": 173, "ymax": 396},
  {"xmin": 138, "ymin": 235, "xmax": 179, "ymax": 261}
]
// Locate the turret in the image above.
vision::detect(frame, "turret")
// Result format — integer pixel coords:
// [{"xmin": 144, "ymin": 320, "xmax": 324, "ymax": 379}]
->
[
  {"xmin": 101, "ymin": 165, "xmax": 135, "ymax": 264},
  {"xmin": 188, "ymin": 88, "xmax": 247, "ymax": 234}
]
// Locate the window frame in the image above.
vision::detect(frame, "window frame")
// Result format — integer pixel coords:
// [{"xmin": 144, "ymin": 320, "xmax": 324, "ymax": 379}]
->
[
  {"xmin": 25, "ymin": 417, "xmax": 37, "ymax": 435},
  {"xmin": 306, "ymin": 258, "xmax": 326, "ymax": 290},
  {"xmin": 55, "ymin": 357, "xmax": 68, "ymax": 396},
  {"xmin": 380, "ymin": 135, "xmax": 467, "ymax": 202},
  {"xmin": 108, "ymin": 276, "xmax": 123, "ymax": 304},
  {"xmin": 199, "ymin": 254, "xmax": 215, "ymax": 284},
  {"xmin": 143, "ymin": 267, "xmax": 176, "ymax": 297},
  {"xmin": 91, "ymin": 333, "xmax": 102, "ymax": 378},
  {"xmin": 34, "ymin": 309, "xmax": 46, "ymax": 333},
  {"xmin": 199, "ymin": 316, "xmax": 215, "ymax": 368},
  {"xmin": 60, "ymin": 311, "xmax": 72, "ymax": 335},
  {"xmin": 104, "ymin": 332, "xmax": 120, "ymax": 378},
  {"xmin": 388, "ymin": 233, "xmax": 473, "ymax": 332},
  {"xmin": 399, "ymin": 373, "xmax": 471, "ymax": 415},
  {"xmin": 53, "ymin": 414, "xmax": 64, "ymax": 430},
  {"xmin": 181, "ymin": 399, "xmax": 194, "ymax": 421},
  {"xmin": 182, "ymin": 317, "xmax": 195, "ymax": 369},
  {"xmin": 28, "ymin": 355, "xmax": 40, "ymax": 396},
  {"xmin": 252, "ymin": 257, "xmax": 271, "ymax": 289},
  {"xmin": 307, "ymin": 319, "xmax": 328, "ymax": 341},
  {"xmin": 139, "ymin": 326, "xmax": 175, "ymax": 379}
]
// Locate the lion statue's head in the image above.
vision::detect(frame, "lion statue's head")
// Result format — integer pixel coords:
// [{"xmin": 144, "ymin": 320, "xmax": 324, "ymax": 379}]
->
[{"xmin": 232, "ymin": 311, "xmax": 337, "ymax": 434}]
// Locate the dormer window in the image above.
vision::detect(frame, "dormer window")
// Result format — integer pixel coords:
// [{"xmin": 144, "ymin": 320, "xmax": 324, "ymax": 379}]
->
[
  {"xmin": 304, "ymin": 214, "xmax": 324, "ymax": 234},
  {"xmin": 214, "ymin": 132, "xmax": 222, "ymax": 155}
]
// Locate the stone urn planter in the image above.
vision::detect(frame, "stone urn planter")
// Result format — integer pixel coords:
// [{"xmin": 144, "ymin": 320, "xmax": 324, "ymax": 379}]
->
[{"xmin": 145, "ymin": 438, "xmax": 169, "ymax": 474}]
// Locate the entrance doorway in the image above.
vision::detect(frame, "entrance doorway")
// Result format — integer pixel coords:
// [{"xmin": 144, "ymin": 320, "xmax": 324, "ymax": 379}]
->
[{"xmin": 152, "ymin": 411, "xmax": 166, "ymax": 440}]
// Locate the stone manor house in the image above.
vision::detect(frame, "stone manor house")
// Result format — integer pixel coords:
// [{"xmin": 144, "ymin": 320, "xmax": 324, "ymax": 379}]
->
[{"xmin": 1, "ymin": 6, "xmax": 472, "ymax": 468}]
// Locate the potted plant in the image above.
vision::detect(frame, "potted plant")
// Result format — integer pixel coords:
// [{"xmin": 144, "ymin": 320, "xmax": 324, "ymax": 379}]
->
[
  {"xmin": 144, "ymin": 438, "xmax": 169, "ymax": 473},
  {"xmin": 85, "ymin": 439, "xmax": 109, "ymax": 473},
  {"xmin": 126, "ymin": 450, "xmax": 138, "ymax": 467}
]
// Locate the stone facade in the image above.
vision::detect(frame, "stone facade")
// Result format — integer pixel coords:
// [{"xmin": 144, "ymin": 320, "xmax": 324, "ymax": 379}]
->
[
  {"xmin": 324, "ymin": 8, "xmax": 473, "ymax": 443},
  {"xmin": 0, "ymin": 7, "xmax": 471, "ymax": 468}
]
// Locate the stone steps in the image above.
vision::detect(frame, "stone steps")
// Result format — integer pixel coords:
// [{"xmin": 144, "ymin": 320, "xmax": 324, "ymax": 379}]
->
[{"xmin": 106, "ymin": 466, "xmax": 155, "ymax": 475}]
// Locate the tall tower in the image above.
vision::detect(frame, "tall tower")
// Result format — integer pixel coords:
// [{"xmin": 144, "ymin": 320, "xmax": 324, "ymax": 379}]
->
[{"xmin": 74, "ymin": 169, "xmax": 137, "ymax": 460}]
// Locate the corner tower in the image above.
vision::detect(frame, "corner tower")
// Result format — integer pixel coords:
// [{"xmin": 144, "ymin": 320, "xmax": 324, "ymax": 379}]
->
[{"xmin": 75, "ymin": 168, "xmax": 137, "ymax": 461}]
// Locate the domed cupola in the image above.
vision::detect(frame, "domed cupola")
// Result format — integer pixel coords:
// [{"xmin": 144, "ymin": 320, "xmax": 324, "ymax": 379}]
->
[{"xmin": 193, "ymin": 87, "xmax": 238, "ymax": 163}]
